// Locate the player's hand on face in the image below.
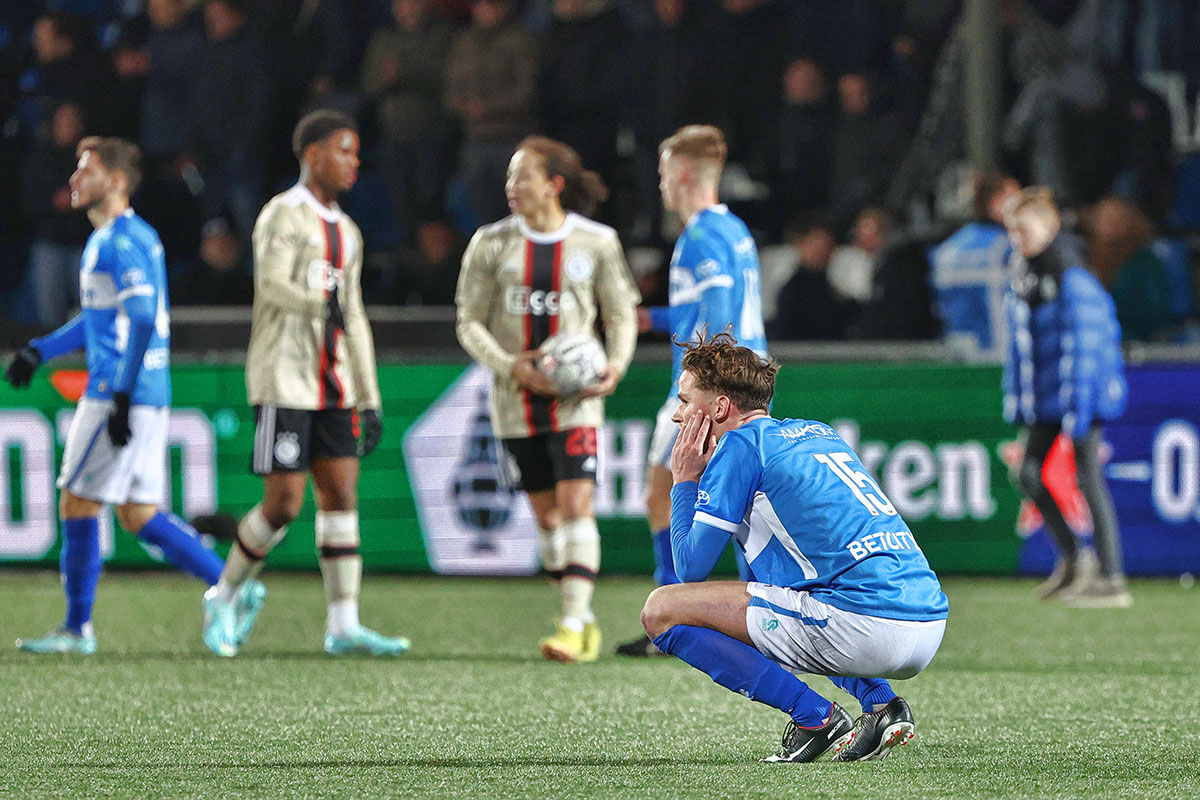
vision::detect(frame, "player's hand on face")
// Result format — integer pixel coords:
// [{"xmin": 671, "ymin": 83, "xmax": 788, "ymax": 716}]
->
[
  {"xmin": 670, "ymin": 406, "xmax": 715, "ymax": 484},
  {"xmin": 578, "ymin": 365, "xmax": 618, "ymax": 399},
  {"xmin": 511, "ymin": 350, "xmax": 558, "ymax": 397},
  {"xmin": 358, "ymin": 408, "xmax": 383, "ymax": 457},
  {"xmin": 107, "ymin": 392, "xmax": 132, "ymax": 447},
  {"xmin": 4, "ymin": 344, "xmax": 42, "ymax": 389}
]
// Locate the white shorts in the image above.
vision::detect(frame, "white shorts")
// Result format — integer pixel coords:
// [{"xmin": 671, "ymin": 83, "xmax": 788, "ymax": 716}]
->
[
  {"xmin": 745, "ymin": 582, "xmax": 946, "ymax": 680},
  {"xmin": 646, "ymin": 396, "xmax": 681, "ymax": 470},
  {"xmin": 57, "ymin": 397, "xmax": 169, "ymax": 506}
]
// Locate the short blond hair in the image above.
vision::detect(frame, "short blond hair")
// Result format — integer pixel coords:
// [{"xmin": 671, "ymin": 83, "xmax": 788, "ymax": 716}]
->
[
  {"xmin": 1003, "ymin": 186, "xmax": 1058, "ymax": 224},
  {"xmin": 659, "ymin": 125, "xmax": 728, "ymax": 167}
]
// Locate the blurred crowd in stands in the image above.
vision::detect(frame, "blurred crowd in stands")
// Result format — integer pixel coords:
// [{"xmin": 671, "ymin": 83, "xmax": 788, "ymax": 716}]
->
[{"xmin": 2, "ymin": 0, "xmax": 1199, "ymax": 352}]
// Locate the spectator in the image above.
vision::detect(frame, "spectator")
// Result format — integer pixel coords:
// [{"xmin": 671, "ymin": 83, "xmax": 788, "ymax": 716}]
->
[
  {"xmin": 769, "ymin": 218, "xmax": 850, "ymax": 341},
  {"xmin": 929, "ymin": 172, "xmax": 1020, "ymax": 360},
  {"xmin": 536, "ymin": 0, "xmax": 631, "ymax": 217},
  {"xmin": 361, "ymin": 0, "xmax": 456, "ymax": 239},
  {"xmin": 394, "ymin": 218, "xmax": 466, "ymax": 304},
  {"xmin": 769, "ymin": 57, "xmax": 835, "ymax": 234},
  {"xmin": 15, "ymin": 13, "xmax": 107, "ymax": 141},
  {"xmin": 445, "ymin": 0, "xmax": 538, "ymax": 228},
  {"xmin": 1085, "ymin": 195, "xmax": 1174, "ymax": 342},
  {"xmin": 174, "ymin": 216, "xmax": 254, "ymax": 305},
  {"xmin": 21, "ymin": 101, "xmax": 90, "ymax": 327},
  {"xmin": 829, "ymin": 72, "xmax": 902, "ymax": 227},
  {"xmin": 828, "ymin": 206, "xmax": 893, "ymax": 305},
  {"xmin": 628, "ymin": 0, "xmax": 717, "ymax": 243},
  {"xmin": 136, "ymin": 0, "xmax": 206, "ymax": 265},
  {"xmin": 189, "ymin": 0, "xmax": 271, "ymax": 238}
]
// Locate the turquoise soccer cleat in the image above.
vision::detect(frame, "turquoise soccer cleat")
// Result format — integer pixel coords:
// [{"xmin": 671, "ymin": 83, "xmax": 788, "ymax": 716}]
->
[
  {"xmin": 15, "ymin": 627, "xmax": 97, "ymax": 655},
  {"xmin": 233, "ymin": 580, "xmax": 268, "ymax": 645},
  {"xmin": 202, "ymin": 587, "xmax": 238, "ymax": 657},
  {"xmin": 323, "ymin": 625, "xmax": 411, "ymax": 656}
]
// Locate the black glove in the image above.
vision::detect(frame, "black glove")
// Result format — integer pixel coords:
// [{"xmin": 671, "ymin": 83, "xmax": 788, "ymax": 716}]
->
[
  {"xmin": 359, "ymin": 408, "xmax": 382, "ymax": 457},
  {"xmin": 108, "ymin": 392, "xmax": 132, "ymax": 447},
  {"xmin": 4, "ymin": 344, "xmax": 42, "ymax": 389}
]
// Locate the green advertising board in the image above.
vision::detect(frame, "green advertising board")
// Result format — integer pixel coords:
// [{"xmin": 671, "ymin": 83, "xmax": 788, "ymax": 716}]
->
[{"xmin": 0, "ymin": 360, "xmax": 1023, "ymax": 574}]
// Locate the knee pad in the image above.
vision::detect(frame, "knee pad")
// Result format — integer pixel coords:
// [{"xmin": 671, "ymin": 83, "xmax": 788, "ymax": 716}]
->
[
  {"xmin": 316, "ymin": 510, "xmax": 359, "ymax": 559},
  {"xmin": 236, "ymin": 505, "xmax": 287, "ymax": 560}
]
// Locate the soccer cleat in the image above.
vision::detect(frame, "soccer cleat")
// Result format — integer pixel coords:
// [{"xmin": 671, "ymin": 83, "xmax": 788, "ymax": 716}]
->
[
  {"xmin": 761, "ymin": 703, "xmax": 856, "ymax": 763},
  {"xmin": 540, "ymin": 621, "xmax": 584, "ymax": 663},
  {"xmin": 324, "ymin": 624, "xmax": 411, "ymax": 656},
  {"xmin": 579, "ymin": 621, "xmax": 602, "ymax": 663},
  {"xmin": 1038, "ymin": 549, "xmax": 1098, "ymax": 600},
  {"xmin": 833, "ymin": 697, "xmax": 917, "ymax": 761},
  {"xmin": 233, "ymin": 580, "xmax": 267, "ymax": 645},
  {"xmin": 1062, "ymin": 576, "xmax": 1134, "ymax": 609},
  {"xmin": 202, "ymin": 587, "xmax": 238, "ymax": 657},
  {"xmin": 15, "ymin": 627, "xmax": 97, "ymax": 655},
  {"xmin": 614, "ymin": 633, "xmax": 668, "ymax": 657}
]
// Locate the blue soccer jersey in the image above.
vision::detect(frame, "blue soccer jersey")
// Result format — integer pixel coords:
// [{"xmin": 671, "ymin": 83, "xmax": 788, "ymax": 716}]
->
[
  {"xmin": 661, "ymin": 205, "xmax": 768, "ymax": 394},
  {"xmin": 671, "ymin": 417, "xmax": 948, "ymax": 622},
  {"xmin": 34, "ymin": 209, "xmax": 171, "ymax": 407}
]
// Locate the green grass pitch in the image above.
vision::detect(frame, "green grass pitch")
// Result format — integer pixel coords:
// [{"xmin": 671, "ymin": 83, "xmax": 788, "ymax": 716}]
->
[{"xmin": 2, "ymin": 572, "xmax": 1198, "ymax": 799}]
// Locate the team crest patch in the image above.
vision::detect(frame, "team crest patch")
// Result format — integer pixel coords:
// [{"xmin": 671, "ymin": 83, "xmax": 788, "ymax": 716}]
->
[
  {"xmin": 697, "ymin": 490, "xmax": 710, "ymax": 505},
  {"xmin": 274, "ymin": 432, "xmax": 301, "ymax": 467},
  {"xmin": 564, "ymin": 253, "xmax": 595, "ymax": 282}
]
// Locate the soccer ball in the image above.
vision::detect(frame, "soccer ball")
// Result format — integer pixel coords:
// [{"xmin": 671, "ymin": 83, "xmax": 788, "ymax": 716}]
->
[{"xmin": 539, "ymin": 332, "xmax": 607, "ymax": 394}]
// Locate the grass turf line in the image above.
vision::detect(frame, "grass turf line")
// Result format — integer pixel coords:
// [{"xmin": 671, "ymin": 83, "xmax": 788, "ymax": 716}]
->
[{"xmin": 2, "ymin": 573, "xmax": 1198, "ymax": 799}]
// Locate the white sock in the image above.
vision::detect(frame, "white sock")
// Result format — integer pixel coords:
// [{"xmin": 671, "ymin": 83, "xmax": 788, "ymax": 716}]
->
[{"xmin": 327, "ymin": 598, "xmax": 360, "ymax": 636}]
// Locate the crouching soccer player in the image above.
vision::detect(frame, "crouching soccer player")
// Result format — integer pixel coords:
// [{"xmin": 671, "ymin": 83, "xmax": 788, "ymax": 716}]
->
[
  {"xmin": 640, "ymin": 335, "xmax": 948, "ymax": 762},
  {"xmin": 3, "ymin": 136, "xmax": 262, "ymax": 654}
]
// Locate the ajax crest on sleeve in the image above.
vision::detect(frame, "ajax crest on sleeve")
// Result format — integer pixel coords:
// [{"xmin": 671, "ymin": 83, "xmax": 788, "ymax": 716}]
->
[{"xmin": 538, "ymin": 331, "xmax": 607, "ymax": 395}]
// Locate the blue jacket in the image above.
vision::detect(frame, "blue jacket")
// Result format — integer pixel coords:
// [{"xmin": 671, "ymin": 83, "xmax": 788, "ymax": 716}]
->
[{"xmin": 1003, "ymin": 237, "xmax": 1126, "ymax": 438}]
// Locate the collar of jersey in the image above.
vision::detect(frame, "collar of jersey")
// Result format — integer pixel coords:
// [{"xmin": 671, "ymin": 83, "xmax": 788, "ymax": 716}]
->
[
  {"xmin": 685, "ymin": 204, "xmax": 728, "ymax": 229},
  {"xmin": 292, "ymin": 183, "xmax": 344, "ymax": 223},
  {"xmin": 517, "ymin": 212, "xmax": 578, "ymax": 244}
]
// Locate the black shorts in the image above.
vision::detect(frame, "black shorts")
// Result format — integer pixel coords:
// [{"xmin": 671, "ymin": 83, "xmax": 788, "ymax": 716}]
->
[
  {"xmin": 500, "ymin": 427, "xmax": 598, "ymax": 493},
  {"xmin": 251, "ymin": 405, "xmax": 358, "ymax": 475}
]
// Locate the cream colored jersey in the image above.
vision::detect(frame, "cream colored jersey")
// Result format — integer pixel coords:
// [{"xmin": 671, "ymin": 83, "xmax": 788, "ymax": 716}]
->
[
  {"xmin": 455, "ymin": 212, "xmax": 641, "ymax": 439},
  {"xmin": 246, "ymin": 184, "xmax": 381, "ymax": 411}
]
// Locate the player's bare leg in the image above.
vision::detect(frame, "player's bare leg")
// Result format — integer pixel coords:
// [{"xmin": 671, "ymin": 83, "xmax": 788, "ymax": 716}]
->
[
  {"xmin": 312, "ymin": 457, "xmax": 409, "ymax": 655},
  {"xmin": 539, "ymin": 479, "xmax": 601, "ymax": 663},
  {"xmin": 640, "ymin": 580, "xmax": 753, "ymax": 644}
]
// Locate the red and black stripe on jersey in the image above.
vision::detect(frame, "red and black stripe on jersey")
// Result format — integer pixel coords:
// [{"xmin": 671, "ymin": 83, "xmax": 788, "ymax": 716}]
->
[
  {"xmin": 522, "ymin": 238, "xmax": 562, "ymax": 436},
  {"xmin": 319, "ymin": 219, "xmax": 346, "ymax": 410}
]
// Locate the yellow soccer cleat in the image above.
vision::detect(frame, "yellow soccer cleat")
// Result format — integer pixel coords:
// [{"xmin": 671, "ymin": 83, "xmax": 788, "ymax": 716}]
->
[
  {"xmin": 579, "ymin": 621, "xmax": 602, "ymax": 663},
  {"xmin": 540, "ymin": 621, "xmax": 584, "ymax": 663}
]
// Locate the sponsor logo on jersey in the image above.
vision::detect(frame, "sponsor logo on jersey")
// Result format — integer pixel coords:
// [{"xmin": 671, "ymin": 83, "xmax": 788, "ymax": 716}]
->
[
  {"xmin": 307, "ymin": 259, "xmax": 344, "ymax": 291},
  {"xmin": 504, "ymin": 286, "xmax": 577, "ymax": 316},
  {"xmin": 774, "ymin": 423, "xmax": 839, "ymax": 441},
  {"xmin": 845, "ymin": 530, "xmax": 920, "ymax": 560}
]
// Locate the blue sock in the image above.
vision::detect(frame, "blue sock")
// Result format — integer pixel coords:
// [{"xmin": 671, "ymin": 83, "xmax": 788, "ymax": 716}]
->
[
  {"xmin": 653, "ymin": 624, "xmax": 831, "ymax": 727},
  {"xmin": 828, "ymin": 677, "xmax": 896, "ymax": 713},
  {"xmin": 61, "ymin": 517, "xmax": 101, "ymax": 634},
  {"xmin": 137, "ymin": 512, "xmax": 224, "ymax": 586},
  {"xmin": 652, "ymin": 528, "xmax": 679, "ymax": 586}
]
